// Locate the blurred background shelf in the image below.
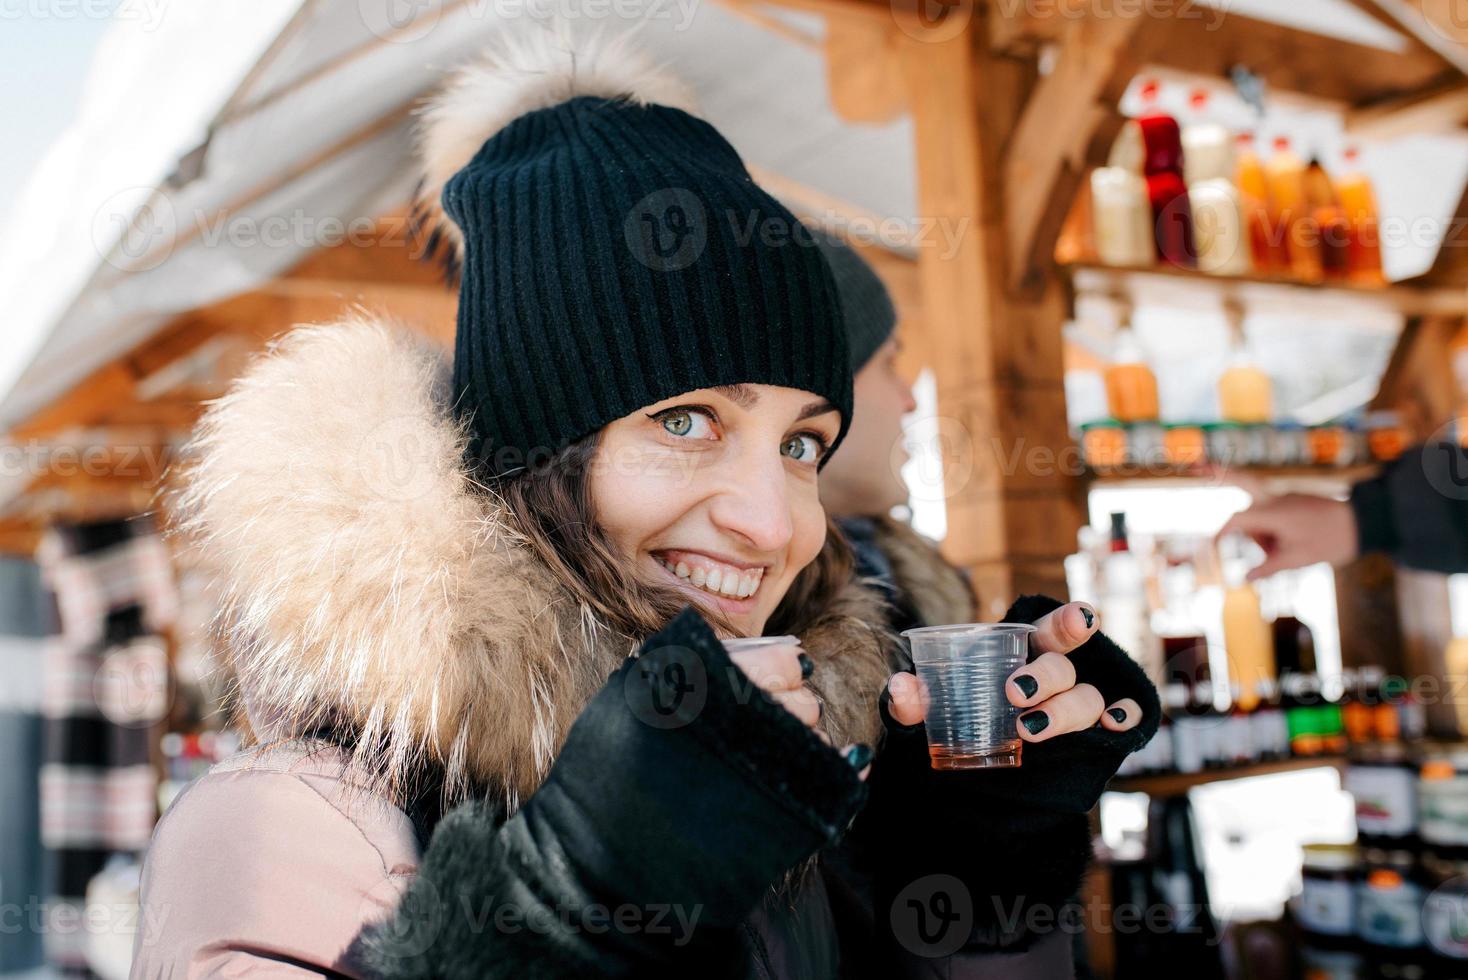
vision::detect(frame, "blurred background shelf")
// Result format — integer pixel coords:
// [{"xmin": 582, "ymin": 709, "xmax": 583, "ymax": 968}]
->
[{"xmin": 1110, "ymin": 755, "xmax": 1348, "ymax": 797}]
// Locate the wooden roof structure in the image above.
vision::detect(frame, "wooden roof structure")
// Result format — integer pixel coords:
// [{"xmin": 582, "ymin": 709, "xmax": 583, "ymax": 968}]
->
[{"xmin": 3, "ymin": 0, "xmax": 1468, "ymax": 617}]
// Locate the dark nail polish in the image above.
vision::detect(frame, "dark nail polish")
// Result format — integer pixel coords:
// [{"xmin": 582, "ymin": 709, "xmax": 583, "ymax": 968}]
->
[
  {"xmin": 1021, "ymin": 711, "xmax": 1050, "ymax": 735},
  {"xmin": 845, "ymin": 744, "xmax": 874, "ymax": 770},
  {"xmin": 1014, "ymin": 674, "xmax": 1039, "ymax": 699},
  {"xmin": 798, "ymin": 653, "xmax": 814, "ymax": 680},
  {"xmin": 1080, "ymin": 606, "xmax": 1095, "ymax": 629},
  {"xmin": 1108, "ymin": 707, "xmax": 1128, "ymax": 724}
]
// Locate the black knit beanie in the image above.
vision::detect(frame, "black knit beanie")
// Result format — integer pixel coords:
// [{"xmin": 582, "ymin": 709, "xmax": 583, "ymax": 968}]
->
[
  {"xmin": 815, "ymin": 235, "xmax": 897, "ymax": 372},
  {"xmin": 416, "ymin": 36, "xmax": 852, "ymax": 478}
]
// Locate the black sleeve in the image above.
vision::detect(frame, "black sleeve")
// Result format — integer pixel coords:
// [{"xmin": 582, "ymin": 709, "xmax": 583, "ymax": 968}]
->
[
  {"xmin": 847, "ymin": 594, "xmax": 1159, "ymax": 963},
  {"xmin": 1351, "ymin": 441, "xmax": 1468, "ymax": 574},
  {"xmin": 352, "ymin": 606, "xmax": 869, "ymax": 979}
]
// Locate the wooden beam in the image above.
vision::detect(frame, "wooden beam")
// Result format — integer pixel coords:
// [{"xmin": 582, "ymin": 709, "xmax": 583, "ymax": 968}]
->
[
  {"xmin": 895, "ymin": 12, "xmax": 1084, "ymax": 613},
  {"xmin": 1348, "ymin": 76, "xmax": 1468, "ymax": 138},
  {"xmin": 1338, "ymin": 0, "xmax": 1464, "ymax": 70},
  {"xmin": 1369, "ymin": 314, "xmax": 1462, "ymax": 439},
  {"xmin": 1370, "ymin": 0, "xmax": 1468, "ymax": 76},
  {"xmin": 824, "ymin": 17, "xmax": 908, "ymax": 123},
  {"xmin": 990, "ymin": 2, "xmax": 1453, "ymax": 105},
  {"xmin": 7, "ymin": 279, "xmax": 456, "ymax": 442},
  {"xmin": 1003, "ymin": 12, "xmax": 1141, "ymax": 293},
  {"xmin": 1134, "ymin": 9, "xmax": 1454, "ymax": 106}
]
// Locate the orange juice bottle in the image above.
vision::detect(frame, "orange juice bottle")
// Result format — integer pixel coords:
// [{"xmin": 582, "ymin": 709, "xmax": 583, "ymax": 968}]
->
[
  {"xmin": 1104, "ymin": 327, "xmax": 1160, "ymax": 422},
  {"xmin": 1447, "ymin": 575, "xmax": 1468, "ymax": 735},
  {"xmin": 1236, "ymin": 133, "xmax": 1283, "ymax": 275},
  {"xmin": 1218, "ymin": 351, "xmax": 1272, "ymax": 424},
  {"xmin": 1337, "ymin": 147, "xmax": 1385, "ymax": 285},
  {"xmin": 1266, "ymin": 137, "xmax": 1323, "ymax": 282}
]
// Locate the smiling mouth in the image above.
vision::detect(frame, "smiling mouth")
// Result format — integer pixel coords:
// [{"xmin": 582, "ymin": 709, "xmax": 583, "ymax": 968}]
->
[{"xmin": 650, "ymin": 549, "xmax": 766, "ymax": 601}]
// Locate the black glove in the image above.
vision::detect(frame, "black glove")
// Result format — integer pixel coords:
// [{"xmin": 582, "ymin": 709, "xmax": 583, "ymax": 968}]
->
[
  {"xmin": 355, "ymin": 606, "xmax": 870, "ymax": 979},
  {"xmin": 852, "ymin": 594, "xmax": 1160, "ymax": 956}
]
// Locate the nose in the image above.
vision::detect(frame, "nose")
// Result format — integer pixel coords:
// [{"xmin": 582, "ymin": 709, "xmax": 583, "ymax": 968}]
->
[
  {"xmin": 707, "ymin": 451, "xmax": 795, "ymax": 555},
  {"xmin": 899, "ymin": 379, "xmax": 918, "ymax": 416}
]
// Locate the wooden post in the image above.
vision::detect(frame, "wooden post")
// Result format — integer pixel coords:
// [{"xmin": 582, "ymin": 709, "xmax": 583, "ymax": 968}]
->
[{"xmin": 892, "ymin": 16, "xmax": 1085, "ymax": 616}]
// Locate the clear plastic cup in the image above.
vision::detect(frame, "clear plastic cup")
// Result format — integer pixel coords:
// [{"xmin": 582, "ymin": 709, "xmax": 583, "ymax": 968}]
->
[
  {"xmin": 722, "ymin": 636, "xmax": 799, "ymax": 654},
  {"xmin": 901, "ymin": 623, "xmax": 1036, "ymax": 769}
]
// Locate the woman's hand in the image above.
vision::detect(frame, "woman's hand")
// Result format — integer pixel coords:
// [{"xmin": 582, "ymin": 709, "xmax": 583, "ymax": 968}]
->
[
  {"xmin": 729, "ymin": 639, "xmax": 872, "ymax": 777},
  {"xmin": 884, "ymin": 601, "xmax": 1142, "ymax": 740}
]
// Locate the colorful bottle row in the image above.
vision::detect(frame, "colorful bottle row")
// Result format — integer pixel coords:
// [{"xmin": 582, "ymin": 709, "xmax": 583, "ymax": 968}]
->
[
  {"xmin": 1090, "ymin": 83, "xmax": 1385, "ymax": 284},
  {"xmin": 1079, "ymin": 416, "xmax": 1406, "ymax": 471}
]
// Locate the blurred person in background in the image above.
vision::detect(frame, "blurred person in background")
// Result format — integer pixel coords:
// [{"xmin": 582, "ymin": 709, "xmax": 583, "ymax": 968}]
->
[{"xmin": 1220, "ymin": 440, "xmax": 1468, "ymax": 577}]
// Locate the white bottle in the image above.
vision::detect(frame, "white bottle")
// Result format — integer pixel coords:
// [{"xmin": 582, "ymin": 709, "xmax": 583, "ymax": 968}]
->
[{"xmin": 1091, "ymin": 167, "xmax": 1155, "ymax": 268}]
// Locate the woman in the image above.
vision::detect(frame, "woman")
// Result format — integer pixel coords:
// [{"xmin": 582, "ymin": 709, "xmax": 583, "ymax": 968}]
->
[{"xmin": 131, "ymin": 31, "xmax": 1156, "ymax": 980}]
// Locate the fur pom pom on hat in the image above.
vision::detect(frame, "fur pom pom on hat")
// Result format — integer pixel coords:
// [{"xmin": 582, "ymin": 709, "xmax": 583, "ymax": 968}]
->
[
  {"xmin": 411, "ymin": 26, "xmax": 852, "ymax": 478},
  {"xmin": 412, "ymin": 29, "xmax": 698, "ymax": 277}
]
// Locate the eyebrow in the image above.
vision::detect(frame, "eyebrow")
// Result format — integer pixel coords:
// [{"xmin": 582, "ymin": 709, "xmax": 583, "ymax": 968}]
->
[{"xmin": 711, "ymin": 384, "xmax": 837, "ymax": 424}]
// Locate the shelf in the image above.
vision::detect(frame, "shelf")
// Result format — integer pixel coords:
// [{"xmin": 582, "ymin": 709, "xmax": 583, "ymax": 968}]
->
[
  {"xmin": 1083, "ymin": 463, "xmax": 1380, "ymax": 487},
  {"xmin": 1109, "ymin": 755, "xmax": 1347, "ymax": 797},
  {"xmin": 1063, "ymin": 262, "xmax": 1465, "ymax": 317}
]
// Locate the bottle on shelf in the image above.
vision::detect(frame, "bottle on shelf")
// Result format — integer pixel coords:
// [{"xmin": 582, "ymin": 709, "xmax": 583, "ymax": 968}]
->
[
  {"xmin": 1235, "ymin": 133, "xmax": 1286, "ymax": 275},
  {"xmin": 1102, "ymin": 512, "xmax": 1163, "ymax": 683},
  {"xmin": 1091, "ymin": 167, "xmax": 1157, "ymax": 268},
  {"xmin": 1444, "ymin": 574, "xmax": 1468, "ymax": 737},
  {"xmin": 1182, "ymin": 90, "xmax": 1251, "ymax": 276},
  {"xmin": 1104, "ymin": 326, "xmax": 1161, "ymax": 423},
  {"xmin": 1265, "ymin": 136, "xmax": 1323, "ymax": 283},
  {"xmin": 1336, "ymin": 146, "xmax": 1385, "ymax": 285},
  {"xmin": 1304, "ymin": 155, "xmax": 1349, "ymax": 281},
  {"xmin": 1217, "ymin": 344, "xmax": 1273, "ymax": 425},
  {"xmin": 1220, "ymin": 532, "xmax": 1276, "ymax": 712}
]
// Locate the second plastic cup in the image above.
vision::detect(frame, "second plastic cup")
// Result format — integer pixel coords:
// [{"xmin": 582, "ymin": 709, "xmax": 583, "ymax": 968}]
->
[{"xmin": 901, "ymin": 623, "xmax": 1036, "ymax": 770}]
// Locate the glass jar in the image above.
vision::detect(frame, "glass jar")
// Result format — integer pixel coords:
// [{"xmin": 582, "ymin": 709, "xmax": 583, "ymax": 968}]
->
[
  {"xmin": 1422, "ymin": 847, "xmax": 1468, "ymax": 961},
  {"xmin": 1163, "ymin": 423, "xmax": 1206, "ymax": 467},
  {"xmin": 1420, "ymin": 753, "xmax": 1468, "ymax": 847},
  {"xmin": 1347, "ymin": 743, "xmax": 1418, "ymax": 842},
  {"xmin": 1205, "ymin": 422, "xmax": 1248, "ymax": 467},
  {"xmin": 1309, "ymin": 425, "xmax": 1350, "ymax": 466},
  {"xmin": 1127, "ymin": 422, "xmax": 1166, "ymax": 470},
  {"xmin": 1297, "ymin": 843, "xmax": 1359, "ymax": 937},
  {"xmin": 1081, "ymin": 420, "xmax": 1127, "ymax": 469},
  {"xmin": 1364, "ymin": 411, "xmax": 1407, "ymax": 462},
  {"xmin": 1355, "ymin": 848, "xmax": 1425, "ymax": 949}
]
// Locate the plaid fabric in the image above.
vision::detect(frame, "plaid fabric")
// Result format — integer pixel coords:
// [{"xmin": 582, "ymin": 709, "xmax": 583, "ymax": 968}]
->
[{"xmin": 36, "ymin": 517, "xmax": 176, "ymax": 977}]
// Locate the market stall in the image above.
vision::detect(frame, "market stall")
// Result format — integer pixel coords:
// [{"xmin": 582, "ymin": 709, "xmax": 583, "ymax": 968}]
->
[{"xmin": 4, "ymin": 0, "xmax": 1468, "ymax": 977}]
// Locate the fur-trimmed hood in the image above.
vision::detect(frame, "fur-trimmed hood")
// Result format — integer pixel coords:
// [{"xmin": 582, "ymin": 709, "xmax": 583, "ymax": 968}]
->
[{"xmin": 168, "ymin": 315, "xmax": 890, "ymax": 814}]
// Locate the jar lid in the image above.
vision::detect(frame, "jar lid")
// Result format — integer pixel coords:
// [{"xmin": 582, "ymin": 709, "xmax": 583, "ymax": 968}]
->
[{"xmin": 1302, "ymin": 843, "xmax": 1358, "ymax": 871}]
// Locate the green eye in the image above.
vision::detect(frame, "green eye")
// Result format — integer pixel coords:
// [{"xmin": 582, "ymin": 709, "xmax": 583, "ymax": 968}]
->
[
  {"xmin": 662, "ymin": 412, "xmax": 693, "ymax": 436},
  {"xmin": 782, "ymin": 433, "xmax": 824, "ymax": 462}
]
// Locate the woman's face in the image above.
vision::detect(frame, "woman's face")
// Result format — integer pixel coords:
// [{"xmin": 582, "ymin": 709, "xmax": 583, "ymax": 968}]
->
[{"xmin": 589, "ymin": 384, "xmax": 842, "ymax": 637}]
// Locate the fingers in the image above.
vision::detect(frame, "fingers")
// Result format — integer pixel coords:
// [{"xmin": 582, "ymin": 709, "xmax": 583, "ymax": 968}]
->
[
  {"xmin": 843, "ymin": 744, "xmax": 873, "ymax": 781},
  {"xmin": 885, "ymin": 671, "xmax": 929, "ymax": 728},
  {"xmin": 1017, "ymin": 682, "xmax": 1106, "ymax": 742},
  {"xmin": 1007, "ymin": 651, "xmax": 1077, "ymax": 709},
  {"xmin": 1100, "ymin": 698, "xmax": 1143, "ymax": 732},
  {"xmin": 1028, "ymin": 602, "xmax": 1099, "ymax": 655},
  {"xmin": 729, "ymin": 643, "xmax": 807, "ymax": 695}
]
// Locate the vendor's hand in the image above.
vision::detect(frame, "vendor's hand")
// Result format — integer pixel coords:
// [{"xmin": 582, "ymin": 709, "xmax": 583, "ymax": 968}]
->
[
  {"xmin": 728, "ymin": 639, "xmax": 872, "ymax": 778},
  {"xmin": 1217, "ymin": 493, "xmax": 1359, "ymax": 579},
  {"xmin": 884, "ymin": 601, "xmax": 1142, "ymax": 741}
]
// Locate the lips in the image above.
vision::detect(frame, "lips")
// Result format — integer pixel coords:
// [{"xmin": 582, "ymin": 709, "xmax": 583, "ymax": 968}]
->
[{"xmin": 651, "ymin": 549, "xmax": 766, "ymax": 600}]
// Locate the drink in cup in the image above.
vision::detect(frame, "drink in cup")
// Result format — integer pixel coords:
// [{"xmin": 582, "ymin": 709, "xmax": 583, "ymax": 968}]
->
[{"xmin": 901, "ymin": 623, "xmax": 1035, "ymax": 769}]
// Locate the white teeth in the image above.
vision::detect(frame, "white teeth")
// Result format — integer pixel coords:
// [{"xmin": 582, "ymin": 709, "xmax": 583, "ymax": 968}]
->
[{"xmin": 654, "ymin": 554, "xmax": 763, "ymax": 600}]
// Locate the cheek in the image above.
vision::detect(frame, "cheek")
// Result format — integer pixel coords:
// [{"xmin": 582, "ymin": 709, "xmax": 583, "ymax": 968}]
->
[
  {"xmin": 785, "ymin": 490, "xmax": 828, "ymax": 573},
  {"xmin": 587, "ymin": 443, "xmax": 697, "ymax": 558}
]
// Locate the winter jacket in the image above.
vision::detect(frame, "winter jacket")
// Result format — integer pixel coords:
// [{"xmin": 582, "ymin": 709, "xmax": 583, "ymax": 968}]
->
[
  {"xmin": 1352, "ymin": 440, "xmax": 1468, "ymax": 573},
  {"xmin": 131, "ymin": 317, "xmax": 1153, "ymax": 979}
]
